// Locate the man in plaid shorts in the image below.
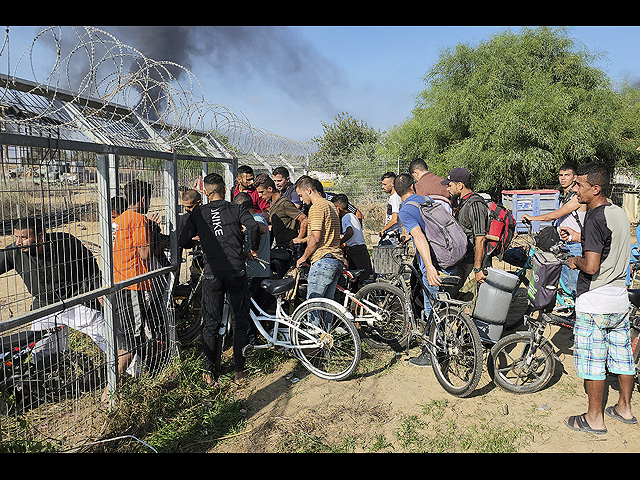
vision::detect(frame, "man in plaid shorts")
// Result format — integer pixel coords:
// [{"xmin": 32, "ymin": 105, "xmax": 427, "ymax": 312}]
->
[{"xmin": 565, "ymin": 162, "xmax": 637, "ymax": 434}]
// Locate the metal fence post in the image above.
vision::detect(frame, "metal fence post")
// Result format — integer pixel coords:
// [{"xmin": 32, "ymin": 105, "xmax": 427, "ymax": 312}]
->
[
  {"xmin": 224, "ymin": 157, "xmax": 238, "ymax": 201},
  {"xmin": 109, "ymin": 154, "xmax": 119, "ymax": 199},
  {"xmin": 96, "ymin": 153, "xmax": 118, "ymax": 400},
  {"xmin": 164, "ymin": 154, "xmax": 179, "ymax": 356}
]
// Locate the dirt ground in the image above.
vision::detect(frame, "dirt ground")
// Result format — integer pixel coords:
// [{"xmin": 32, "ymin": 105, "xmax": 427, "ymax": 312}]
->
[{"xmin": 210, "ymin": 320, "xmax": 640, "ymax": 453}]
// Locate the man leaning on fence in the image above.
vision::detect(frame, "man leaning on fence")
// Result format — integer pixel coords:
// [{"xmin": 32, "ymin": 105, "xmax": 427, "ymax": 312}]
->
[
  {"xmin": 179, "ymin": 172, "xmax": 260, "ymax": 384},
  {"xmin": 0, "ymin": 217, "xmax": 106, "ymax": 360}
]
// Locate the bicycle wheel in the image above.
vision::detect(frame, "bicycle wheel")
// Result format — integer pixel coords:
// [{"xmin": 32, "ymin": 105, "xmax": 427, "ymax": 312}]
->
[
  {"xmin": 352, "ymin": 281, "xmax": 410, "ymax": 350},
  {"xmin": 490, "ymin": 331, "xmax": 556, "ymax": 394},
  {"xmin": 173, "ymin": 284, "xmax": 203, "ymax": 345},
  {"xmin": 428, "ymin": 306, "xmax": 483, "ymax": 398},
  {"xmin": 290, "ymin": 298, "xmax": 361, "ymax": 381}
]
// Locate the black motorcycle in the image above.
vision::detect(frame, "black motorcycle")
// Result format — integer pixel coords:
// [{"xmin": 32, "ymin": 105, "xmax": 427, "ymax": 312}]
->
[{"xmin": 0, "ymin": 326, "xmax": 99, "ymax": 413}]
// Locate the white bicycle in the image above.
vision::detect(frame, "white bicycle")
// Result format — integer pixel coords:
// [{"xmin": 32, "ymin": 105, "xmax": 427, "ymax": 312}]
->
[{"xmin": 217, "ymin": 275, "xmax": 361, "ymax": 381}]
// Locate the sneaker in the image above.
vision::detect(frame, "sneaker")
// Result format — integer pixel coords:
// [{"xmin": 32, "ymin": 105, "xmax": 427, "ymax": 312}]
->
[{"xmin": 408, "ymin": 352, "xmax": 432, "ymax": 367}]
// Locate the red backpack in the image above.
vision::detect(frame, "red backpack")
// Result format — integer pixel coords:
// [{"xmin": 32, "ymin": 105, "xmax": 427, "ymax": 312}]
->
[
  {"xmin": 485, "ymin": 201, "xmax": 516, "ymax": 257},
  {"xmin": 466, "ymin": 195, "xmax": 516, "ymax": 258}
]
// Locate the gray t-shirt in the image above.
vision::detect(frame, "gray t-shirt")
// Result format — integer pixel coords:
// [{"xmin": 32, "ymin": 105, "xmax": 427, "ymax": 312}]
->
[{"xmin": 576, "ymin": 203, "xmax": 630, "ymax": 300}]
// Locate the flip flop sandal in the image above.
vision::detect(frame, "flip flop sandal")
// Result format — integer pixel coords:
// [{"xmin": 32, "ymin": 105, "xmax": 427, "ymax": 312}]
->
[
  {"xmin": 605, "ymin": 406, "xmax": 638, "ymax": 425},
  {"xmin": 564, "ymin": 414, "xmax": 607, "ymax": 435}
]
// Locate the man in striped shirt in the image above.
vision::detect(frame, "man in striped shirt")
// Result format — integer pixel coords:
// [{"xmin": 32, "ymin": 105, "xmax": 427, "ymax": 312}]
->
[{"xmin": 294, "ymin": 176, "xmax": 346, "ymax": 302}]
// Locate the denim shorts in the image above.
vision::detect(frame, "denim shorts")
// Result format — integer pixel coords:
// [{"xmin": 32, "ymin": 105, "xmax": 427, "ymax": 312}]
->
[{"xmin": 573, "ymin": 310, "xmax": 635, "ymax": 380}]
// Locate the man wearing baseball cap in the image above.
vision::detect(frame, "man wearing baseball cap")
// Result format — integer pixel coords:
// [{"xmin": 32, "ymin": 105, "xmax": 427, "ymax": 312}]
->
[{"xmin": 441, "ymin": 167, "xmax": 489, "ymax": 306}]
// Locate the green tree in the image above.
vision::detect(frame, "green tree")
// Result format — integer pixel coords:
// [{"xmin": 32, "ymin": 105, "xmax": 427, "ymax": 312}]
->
[
  {"xmin": 310, "ymin": 112, "xmax": 382, "ymax": 174},
  {"xmin": 393, "ymin": 26, "xmax": 640, "ymax": 195}
]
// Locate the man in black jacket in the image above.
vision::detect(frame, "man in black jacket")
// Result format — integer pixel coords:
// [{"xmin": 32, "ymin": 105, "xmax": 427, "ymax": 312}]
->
[
  {"xmin": 179, "ymin": 173, "xmax": 260, "ymax": 384},
  {"xmin": 0, "ymin": 217, "xmax": 106, "ymax": 359}
]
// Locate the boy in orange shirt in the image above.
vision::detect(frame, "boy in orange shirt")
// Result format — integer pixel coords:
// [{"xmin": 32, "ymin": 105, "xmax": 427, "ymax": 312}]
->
[{"xmin": 112, "ymin": 180, "xmax": 160, "ymax": 379}]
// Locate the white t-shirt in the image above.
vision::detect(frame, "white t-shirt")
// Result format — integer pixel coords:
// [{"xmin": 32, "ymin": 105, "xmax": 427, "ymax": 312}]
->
[
  {"xmin": 575, "ymin": 284, "xmax": 629, "ymax": 314},
  {"xmin": 342, "ymin": 212, "xmax": 366, "ymax": 247},
  {"xmin": 386, "ymin": 192, "xmax": 403, "ymax": 231},
  {"xmin": 557, "ymin": 209, "xmax": 585, "ymax": 235}
]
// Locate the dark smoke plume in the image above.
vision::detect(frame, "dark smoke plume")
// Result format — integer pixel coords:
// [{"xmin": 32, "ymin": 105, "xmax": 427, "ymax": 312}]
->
[{"xmin": 102, "ymin": 26, "xmax": 344, "ymax": 120}]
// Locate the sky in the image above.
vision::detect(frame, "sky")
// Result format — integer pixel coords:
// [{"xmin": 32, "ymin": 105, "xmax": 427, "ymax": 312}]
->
[{"xmin": 3, "ymin": 26, "xmax": 640, "ymax": 145}]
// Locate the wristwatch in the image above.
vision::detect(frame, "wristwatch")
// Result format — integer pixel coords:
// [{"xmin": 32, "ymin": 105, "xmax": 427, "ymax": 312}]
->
[{"xmin": 473, "ymin": 267, "xmax": 483, "ymax": 273}]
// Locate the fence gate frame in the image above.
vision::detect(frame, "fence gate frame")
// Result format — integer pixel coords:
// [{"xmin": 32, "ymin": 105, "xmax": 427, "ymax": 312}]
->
[{"xmin": 0, "ymin": 75, "xmax": 239, "ymax": 447}]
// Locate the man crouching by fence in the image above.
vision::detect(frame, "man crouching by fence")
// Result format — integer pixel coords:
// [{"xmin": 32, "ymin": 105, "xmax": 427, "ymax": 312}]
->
[
  {"xmin": 179, "ymin": 172, "xmax": 260, "ymax": 385},
  {"xmin": 0, "ymin": 217, "xmax": 106, "ymax": 361}
]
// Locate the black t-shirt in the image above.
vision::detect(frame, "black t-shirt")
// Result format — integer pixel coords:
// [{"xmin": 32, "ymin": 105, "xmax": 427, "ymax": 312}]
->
[
  {"xmin": 456, "ymin": 193, "xmax": 489, "ymax": 261},
  {"xmin": 0, "ymin": 232, "xmax": 101, "ymax": 310},
  {"xmin": 179, "ymin": 200, "xmax": 260, "ymax": 274}
]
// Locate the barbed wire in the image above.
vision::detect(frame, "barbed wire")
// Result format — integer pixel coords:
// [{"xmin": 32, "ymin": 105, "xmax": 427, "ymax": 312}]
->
[{"xmin": 0, "ymin": 26, "xmax": 314, "ymax": 158}]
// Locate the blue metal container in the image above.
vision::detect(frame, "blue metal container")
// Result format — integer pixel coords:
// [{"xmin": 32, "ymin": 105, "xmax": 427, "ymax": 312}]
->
[{"xmin": 501, "ymin": 189, "xmax": 559, "ymax": 233}]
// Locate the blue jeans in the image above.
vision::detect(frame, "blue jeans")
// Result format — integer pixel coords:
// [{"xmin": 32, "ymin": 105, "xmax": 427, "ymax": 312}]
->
[
  {"xmin": 422, "ymin": 265, "xmax": 457, "ymax": 320},
  {"xmin": 307, "ymin": 256, "xmax": 343, "ymax": 300},
  {"xmin": 561, "ymin": 241, "xmax": 582, "ymax": 296},
  {"xmin": 306, "ymin": 256, "xmax": 344, "ymax": 326}
]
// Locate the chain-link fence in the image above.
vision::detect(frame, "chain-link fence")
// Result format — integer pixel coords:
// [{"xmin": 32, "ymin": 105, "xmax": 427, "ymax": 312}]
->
[{"xmin": 0, "ymin": 26, "xmax": 312, "ymax": 450}]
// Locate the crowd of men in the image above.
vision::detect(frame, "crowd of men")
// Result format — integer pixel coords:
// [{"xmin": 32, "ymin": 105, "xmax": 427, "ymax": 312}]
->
[{"xmin": 0, "ymin": 159, "xmax": 637, "ymax": 433}]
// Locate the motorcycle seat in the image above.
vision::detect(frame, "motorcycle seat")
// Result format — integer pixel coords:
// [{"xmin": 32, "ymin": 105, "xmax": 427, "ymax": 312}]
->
[{"xmin": 261, "ymin": 277, "xmax": 296, "ymax": 296}]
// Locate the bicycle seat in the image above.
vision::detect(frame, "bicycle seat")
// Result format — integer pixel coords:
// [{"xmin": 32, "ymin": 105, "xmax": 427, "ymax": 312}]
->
[
  {"xmin": 628, "ymin": 289, "xmax": 640, "ymax": 308},
  {"xmin": 440, "ymin": 275, "xmax": 461, "ymax": 286},
  {"xmin": 343, "ymin": 269, "xmax": 364, "ymax": 279},
  {"xmin": 261, "ymin": 277, "xmax": 296, "ymax": 296}
]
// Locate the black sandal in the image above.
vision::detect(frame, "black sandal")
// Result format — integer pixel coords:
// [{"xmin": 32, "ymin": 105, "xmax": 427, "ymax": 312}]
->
[{"xmin": 564, "ymin": 414, "xmax": 607, "ymax": 435}]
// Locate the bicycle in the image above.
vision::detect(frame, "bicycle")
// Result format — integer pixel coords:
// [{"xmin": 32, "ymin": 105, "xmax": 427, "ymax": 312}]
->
[
  {"xmin": 289, "ymin": 262, "xmax": 410, "ymax": 352},
  {"xmin": 382, "ymin": 248, "xmax": 484, "ymax": 397},
  {"xmin": 500, "ymin": 220, "xmax": 576, "ymax": 328},
  {"xmin": 339, "ymin": 271, "xmax": 409, "ymax": 351},
  {"xmin": 488, "ymin": 220, "xmax": 603, "ymax": 394},
  {"xmin": 492, "ymin": 281, "xmax": 640, "ymax": 395},
  {"xmin": 172, "ymin": 247, "xmax": 206, "ymax": 345},
  {"xmin": 216, "ymin": 270, "xmax": 362, "ymax": 382}
]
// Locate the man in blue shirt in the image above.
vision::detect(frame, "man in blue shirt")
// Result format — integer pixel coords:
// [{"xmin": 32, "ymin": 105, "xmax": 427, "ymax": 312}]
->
[{"xmin": 394, "ymin": 173, "xmax": 456, "ymax": 366}]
